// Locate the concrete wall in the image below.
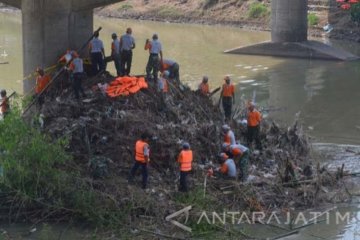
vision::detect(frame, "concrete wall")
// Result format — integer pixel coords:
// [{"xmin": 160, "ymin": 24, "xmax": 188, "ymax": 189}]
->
[
  {"xmin": 271, "ymin": 0, "xmax": 308, "ymax": 42},
  {"xmin": 21, "ymin": 0, "xmax": 91, "ymax": 92}
]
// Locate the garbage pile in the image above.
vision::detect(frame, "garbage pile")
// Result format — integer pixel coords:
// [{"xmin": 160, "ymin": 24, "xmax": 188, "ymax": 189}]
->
[{"xmin": 26, "ymin": 74, "xmax": 349, "ymax": 236}]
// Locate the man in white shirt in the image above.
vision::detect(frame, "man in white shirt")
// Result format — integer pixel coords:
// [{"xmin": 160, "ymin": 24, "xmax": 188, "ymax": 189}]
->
[
  {"xmin": 120, "ymin": 27, "xmax": 135, "ymax": 76},
  {"xmin": 144, "ymin": 33, "xmax": 163, "ymax": 82},
  {"xmin": 111, "ymin": 33, "xmax": 121, "ymax": 76},
  {"xmin": 89, "ymin": 31, "xmax": 105, "ymax": 75}
]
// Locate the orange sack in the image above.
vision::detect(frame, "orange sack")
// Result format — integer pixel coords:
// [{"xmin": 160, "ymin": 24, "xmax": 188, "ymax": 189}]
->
[{"xmin": 106, "ymin": 76, "xmax": 148, "ymax": 97}]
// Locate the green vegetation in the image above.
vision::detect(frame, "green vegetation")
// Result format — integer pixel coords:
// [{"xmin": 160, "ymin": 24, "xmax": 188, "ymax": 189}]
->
[
  {"xmin": 248, "ymin": 2, "xmax": 269, "ymax": 19},
  {"xmin": 351, "ymin": 3, "xmax": 360, "ymax": 24},
  {"xmin": 118, "ymin": 4, "xmax": 133, "ymax": 11},
  {"xmin": 157, "ymin": 6, "xmax": 182, "ymax": 18},
  {"xmin": 0, "ymin": 107, "xmax": 70, "ymax": 199},
  {"xmin": 308, "ymin": 13, "xmax": 319, "ymax": 26},
  {"xmin": 0, "ymin": 107, "xmax": 130, "ymax": 227}
]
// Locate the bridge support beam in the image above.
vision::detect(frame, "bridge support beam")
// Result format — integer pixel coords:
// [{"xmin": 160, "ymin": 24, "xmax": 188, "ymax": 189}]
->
[
  {"xmin": 271, "ymin": 0, "xmax": 308, "ymax": 42},
  {"xmin": 225, "ymin": 0, "xmax": 359, "ymax": 61},
  {"xmin": 1, "ymin": 0, "xmax": 123, "ymax": 93}
]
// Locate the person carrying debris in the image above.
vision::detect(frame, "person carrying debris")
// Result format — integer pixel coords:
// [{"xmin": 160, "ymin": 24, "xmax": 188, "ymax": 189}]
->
[
  {"xmin": 160, "ymin": 59, "xmax": 180, "ymax": 84},
  {"xmin": 177, "ymin": 142, "xmax": 193, "ymax": 192},
  {"xmin": 119, "ymin": 27, "xmax": 135, "ymax": 76},
  {"xmin": 89, "ymin": 31, "xmax": 105, "ymax": 75},
  {"xmin": 220, "ymin": 76, "xmax": 235, "ymax": 121},
  {"xmin": 128, "ymin": 132, "xmax": 150, "ymax": 189},
  {"xmin": 247, "ymin": 102, "xmax": 262, "ymax": 150},
  {"xmin": 222, "ymin": 124, "xmax": 236, "ymax": 146},
  {"xmin": 217, "ymin": 153, "xmax": 236, "ymax": 179},
  {"xmin": 0, "ymin": 89, "xmax": 9, "ymax": 118},
  {"xmin": 34, "ymin": 67, "xmax": 51, "ymax": 105},
  {"xmin": 111, "ymin": 33, "xmax": 121, "ymax": 76},
  {"xmin": 223, "ymin": 143, "xmax": 249, "ymax": 181},
  {"xmin": 198, "ymin": 76, "xmax": 210, "ymax": 96},
  {"xmin": 68, "ymin": 51, "xmax": 86, "ymax": 99},
  {"xmin": 145, "ymin": 33, "xmax": 163, "ymax": 82}
]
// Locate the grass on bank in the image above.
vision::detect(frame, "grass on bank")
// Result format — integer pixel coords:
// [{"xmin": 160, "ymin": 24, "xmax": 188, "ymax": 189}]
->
[
  {"xmin": 308, "ymin": 13, "xmax": 319, "ymax": 26},
  {"xmin": 0, "ymin": 106, "xmax": 131, "ymax": 227},
  {"xmin": 248, "ymin": 2, "xmax": 269, "ymax": 19}
]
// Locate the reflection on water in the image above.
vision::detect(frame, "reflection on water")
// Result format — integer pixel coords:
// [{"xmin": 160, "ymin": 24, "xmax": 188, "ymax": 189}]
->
[{"xmin": 0, "ymin": 11, "xmax": 360, "ymax": 240}]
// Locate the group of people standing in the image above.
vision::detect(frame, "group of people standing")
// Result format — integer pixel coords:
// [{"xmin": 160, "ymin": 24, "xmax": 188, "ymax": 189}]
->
[{"xmin": 128, "ymin": 132, "xmax": 193, "ymax": 192}]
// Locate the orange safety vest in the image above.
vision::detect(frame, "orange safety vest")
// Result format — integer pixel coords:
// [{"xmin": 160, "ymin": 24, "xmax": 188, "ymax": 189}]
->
[
  {"xmin": 232, "ymin": 147, "xmax": 243, "ymax": 157},
  {"xmin": 178, "ymin": 150, "xmax": 193, "ymax": 172},
  {"xmin": 35, "ymin": 75, "xmax": 51, "ymax": 94},
  {"xmin": 248, "ymin": 110, "xmax": 261, "ymax": 127},
  {"xmin": 135, "ymin": 140, "xmax": 149, "ymax": 163},
  {"xmin": 224, "ymin": 134, "xmax": 231, "ymax": 145},
  {"xmin": 162, "ymin": 78, "xmax": 169, "ymax": 93},
  {"xmin": 144, "ymin": 42, "xmax": 152, "ymax": 52},
  {"xmin": 222, "ymin": 84, "xmax": 234, "ymax": 97},
  {"xmin": 199, "ymin": 83, "xmax": 209, "ymax": 95},
  {"xmin": 220, "ymin": 163, "xmax": 228, "ymax": 174}
]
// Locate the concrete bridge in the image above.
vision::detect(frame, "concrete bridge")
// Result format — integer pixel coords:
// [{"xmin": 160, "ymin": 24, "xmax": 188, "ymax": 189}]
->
[
  {"xmin": 1, "ymin": 0, "xmax": 358, "ymax": 92},
  {"xmin": 1, "ymin": 0, "xmax": 124, "ymax": 92}
]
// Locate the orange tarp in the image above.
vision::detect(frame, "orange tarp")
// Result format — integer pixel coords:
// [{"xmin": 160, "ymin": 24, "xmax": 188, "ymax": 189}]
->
[{"xmin": 106, "ymin": 76, "xmax": 148, "ymax": 97}]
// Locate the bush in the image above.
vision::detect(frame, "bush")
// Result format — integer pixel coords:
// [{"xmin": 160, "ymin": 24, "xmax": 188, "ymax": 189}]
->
[
  {"xmin": 351, "ymin": 3, "xmax": 360, "ymax": 24},
  {"xmin": 248, "ymin": 2, "xmax": 268, "ymax": 18},
  {"xmin": 308, "ymin": 13, "xmax": 319, "ymax": 26},
  {"xmin": 0, "ymin": 108, "xmax": 71, "ymax": 199}
]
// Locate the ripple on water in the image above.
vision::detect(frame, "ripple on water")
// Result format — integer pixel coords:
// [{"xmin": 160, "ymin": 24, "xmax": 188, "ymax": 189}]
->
[
  {"xmin": 244, "ymin": 66, "xmax": 252, "ymax": 69},
  {"xmin": 239, "ymin": 79, "xmax": 256, "ymax": 84}
]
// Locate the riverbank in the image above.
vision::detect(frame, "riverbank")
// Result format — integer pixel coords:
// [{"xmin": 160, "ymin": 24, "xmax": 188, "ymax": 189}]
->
[{"xmin": 95, "ymin": 0, "xmax": 360, "ymax": 42}]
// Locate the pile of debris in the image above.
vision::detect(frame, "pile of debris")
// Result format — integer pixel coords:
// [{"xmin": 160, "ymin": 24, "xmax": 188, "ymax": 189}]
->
[{"xmin": 24, "ymin": 73, "xmax": 350, "ymax": 237}]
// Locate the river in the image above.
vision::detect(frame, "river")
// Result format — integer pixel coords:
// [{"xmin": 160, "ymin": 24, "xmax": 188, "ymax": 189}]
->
[{"xmin": 1, "ymin": 11, "xmax": 360, "ymax": 239}]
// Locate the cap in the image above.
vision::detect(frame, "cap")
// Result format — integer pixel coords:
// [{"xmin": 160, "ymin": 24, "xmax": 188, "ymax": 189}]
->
[
  {"xmin": 222, "ymin": 124, "xmax": 230, "ymax": 131},
  {"xmin": 163, "ymin": 70, "xmax": 170, "ymax": 77},
  {"xmin": 220, "ymin": 153, "xmax": 229, "ymax": 160},
  {"xmin": 222, "ymin": 143, "xmax": 230, "ymax": 150},
  {"xmin": 182, "ymin": 142, "xmax": 190, "ymax": 149}
]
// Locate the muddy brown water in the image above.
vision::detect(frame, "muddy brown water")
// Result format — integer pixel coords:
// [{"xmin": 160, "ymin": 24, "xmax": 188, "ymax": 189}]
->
[{"xmin": 1, "ymin": 12, "xmax": 360, "ymax": 239}]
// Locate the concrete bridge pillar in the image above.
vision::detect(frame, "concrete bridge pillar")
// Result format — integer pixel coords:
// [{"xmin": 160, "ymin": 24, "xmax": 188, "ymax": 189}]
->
[
  {"xmin": 271, "ymin": 0, "xmax": 308, "ymax": 42},
  {"xmin": 1, "ymin": 0, "xmax": 123, "ymax": 93}
]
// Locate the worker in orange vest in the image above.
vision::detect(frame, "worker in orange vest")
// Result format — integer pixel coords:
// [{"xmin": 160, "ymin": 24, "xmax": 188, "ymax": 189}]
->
[
  {"xmin": 0, "ymin": 89, "xmax": 9, "ymax": 118},
  {"xmin": 198, "ymin": 76, "xmax": 210, "ymax": 96},
  {"xmin": 217, "ymin": 153, "xmax": 237, "ymax": 179},
  {"xmin": 128, "ymin": 132, "xmax": 150, "ymax": 189},
  {"xmin": 177, "ymin": 142, "xmax": 193, "ymax": 192},
  {"xmin": 68, "ymin": 51, "xmax": 86, "ymax": 99},
  {"xmin": 35, "ymin": 68, "xmax": 51, "ymax": 94},
  {"xmin": 222, "ymin": 143, "xmax": 249, "ymax": 181},
  {"xmin": 220, "ymin": 76, "xmax": 235, "ymax": 121},
  {"xmin": 247, "ymin": 102, "xmax": 262, "ymax": 150},
  {"xmin": 222, "ymin": 124, "xmax": 236, "ymax": 146}
]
